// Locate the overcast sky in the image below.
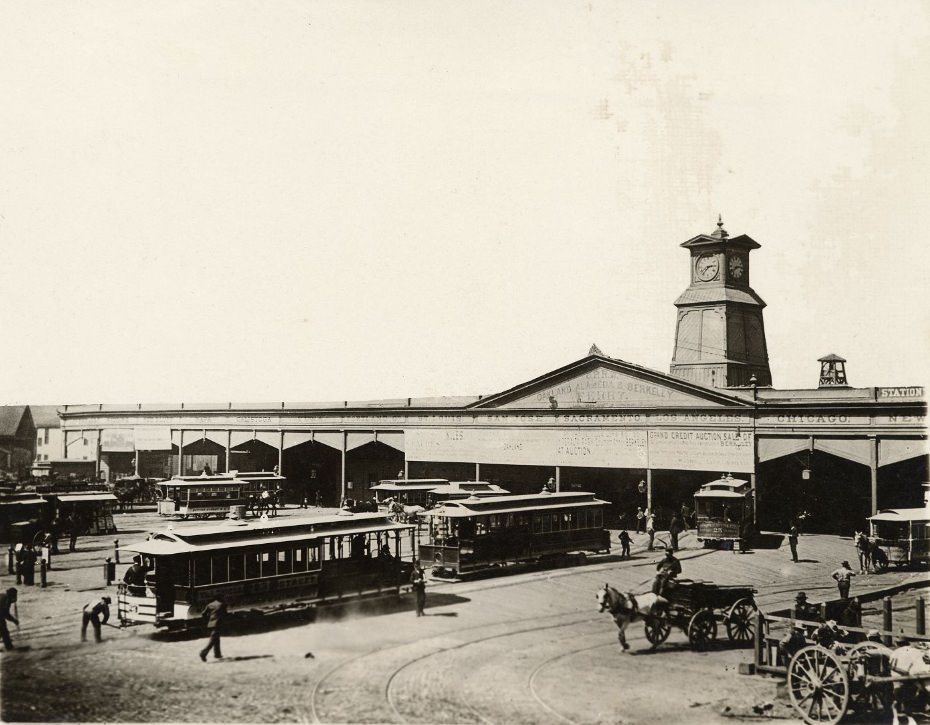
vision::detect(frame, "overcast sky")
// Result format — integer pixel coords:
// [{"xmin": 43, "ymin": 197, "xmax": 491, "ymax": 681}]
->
[{"xmin": 1, "ymin": 1, "xmax": 928, "ymax": 405}]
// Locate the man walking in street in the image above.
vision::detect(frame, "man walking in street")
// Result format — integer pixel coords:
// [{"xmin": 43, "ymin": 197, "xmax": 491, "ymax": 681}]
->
[
  {"xmin": 617, "ymin": 530, "xmax": 632, "ymax": 559},
  {"xmin": 410, "ymin": 562, "xmax": 427, "ymax": 616},
  {"xmin": 0, "ymin": 588, "xmax": 19, "ymax": 651},
  {"xmin": 645, "ymin": 511, "xmax": 656, "ymax": 551},
  {"xmin": 81, "ymin": 595, "xmax": 111, "ymax": 643},
  {"xmin": 831, "ymin": 561, "xmax": 856, "ymax": 600},
  {"xmin": 635, "ymin": 507, "xmax": 645, "ymax": 534},
  {"xmin": 788, "ymin": 524, "xmax": 799, "ymax": 562},
  {"xmin": 199, "ymin": 595, "xmax": 227, "ymax": 662}
]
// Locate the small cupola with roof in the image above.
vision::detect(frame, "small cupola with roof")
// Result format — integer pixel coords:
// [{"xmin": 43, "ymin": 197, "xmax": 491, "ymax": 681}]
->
[
  {"xmin": 669, "ymin": 216, "xmax": 772, "ymax": 388},
  {"xmin": 818, "ymin": 354, "xmax": 849, "ymax": 387}
]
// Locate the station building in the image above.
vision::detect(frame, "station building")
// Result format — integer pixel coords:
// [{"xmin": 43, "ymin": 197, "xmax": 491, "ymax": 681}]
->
[{"xmin": 57, "ymin": 220, "xmax": 927, "ymax": 534}]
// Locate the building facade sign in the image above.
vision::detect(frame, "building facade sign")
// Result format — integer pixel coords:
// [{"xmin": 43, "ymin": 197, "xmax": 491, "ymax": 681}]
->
[
  {"xmin": 100, "ymin": 429, "xmax": 134, "ymax": 453},
  {"xmin": 405, "ymin": 428, "xmax": 648, "ymax": 468},
  {"xmin": 646, "ymin": 429, "xmax": 754, "ymax": 473},
  {"xmin": 133, "ymin": 428, "xmax": 173, "ymax": 451}
]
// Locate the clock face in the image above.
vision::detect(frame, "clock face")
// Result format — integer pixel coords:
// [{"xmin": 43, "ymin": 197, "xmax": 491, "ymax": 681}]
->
[
  {"xmin": 729, "ymin": 255, "xmax": 745, "ymax": 279},
  {"xmin": 695, "ymin": 254, "xmax": 719, "ymax": 281}
]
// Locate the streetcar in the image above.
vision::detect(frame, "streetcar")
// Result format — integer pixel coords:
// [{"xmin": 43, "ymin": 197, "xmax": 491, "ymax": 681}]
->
[
  {"xmin": 231, "ymin": 471, "xmax": 288, "ymax": 499},
  {"xmin": 867, "ymin": 507, "xmax": 930, "ymax": 570},
  {"xmin": 116, "ymin": 511, "xmax": 416, "ymax": 628},
  {"xmin": 426, "ymin": 481, "xmax": 510, "ymax": 506},
  {"xmin": 418, "ymin": 490, "xmax": 611, "ymax": 577},
  {"xmin": 370, "ymin": 479, "xmax": 449, "ymax": 508},
  {"xmin": 155, "ymin": 475, "xmax": 246, "ymax": 519},
  {"xmin": 694, "ymin": 473, "xmax": 755, "ymax": 548}
]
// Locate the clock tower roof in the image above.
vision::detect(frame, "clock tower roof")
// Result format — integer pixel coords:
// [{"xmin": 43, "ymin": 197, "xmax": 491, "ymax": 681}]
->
[{"xmin": 680, "ymin": 216, "xmax": 760, "ymax": 251}]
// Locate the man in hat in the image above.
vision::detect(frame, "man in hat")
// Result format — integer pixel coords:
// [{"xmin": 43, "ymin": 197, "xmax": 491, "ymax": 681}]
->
[
  {"xmin": 199, "ymin": 595, "xmax": 227, "ymax": 662},
  {"xmin": 831, "ymin": 561, "xmax": 856, "ymax": 600},
  {"xmin": 787, "ymin": 524, "xmax": 799, "ymax": 562},
  {"xmin": 410, "ymin": 562, "xmax": 427, "ymax": 616},
  {"xmin": 0, "ymin": 588, "xmax": 19, "ymax": 650},
  {"xmin": 635, "ymin": 507, "xmax": 645, "ymax": 534},
  {"xmin": 793, "ymin": 591, "xmax": 818, "ymax": 620},
  {"xmin": 652, "ymin": 547, "xmax": 681, "ymax": 596},
  {"xmin": 123, "ymin": 555, "xmax": 149, "ymax": 596},
  {"xmin": 813, "ymin": 619, "xmax": 846, "ymax": 649},
  {"xmin": 779, "ymin": 624, "xmax": 808, "ymax": 661},
  {"xmin": 81, "ymin": 595, "xmax": 111, "ymax": 643}
]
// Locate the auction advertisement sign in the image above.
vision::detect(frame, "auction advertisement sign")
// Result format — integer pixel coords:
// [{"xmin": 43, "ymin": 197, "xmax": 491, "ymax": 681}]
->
[
  {"xmin": 133, "ymin": 427, "xmax": 173, "ymax": 451},
  {"xmin": 405, "ymin": 428, "xmax": 648, "ymax": 468},
  {"xmin": 647, "ymin": 429, "xmax": 753, "ymax": 473},
  {"xmin": 100, "ymin": 428, "xmax": 135, "ymax": 452}
]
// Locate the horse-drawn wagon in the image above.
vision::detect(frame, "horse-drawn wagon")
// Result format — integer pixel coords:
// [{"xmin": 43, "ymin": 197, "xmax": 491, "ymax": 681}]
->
[
  {"xmin": 786, "ymin": 641, "xmax": 930, "ymax": 724},
  {"xmin": 597, "ymin": 578, "xmax": 756, "ymax": 652},
  {"xmin": 646, "ymin": 579, "xmax": 757, "ymax": 650}
]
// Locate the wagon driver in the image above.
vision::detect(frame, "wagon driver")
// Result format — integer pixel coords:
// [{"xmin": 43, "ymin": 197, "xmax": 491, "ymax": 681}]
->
[{"xmin": 652, "ymin": 547, "xmax": 681, "ymax": 596}]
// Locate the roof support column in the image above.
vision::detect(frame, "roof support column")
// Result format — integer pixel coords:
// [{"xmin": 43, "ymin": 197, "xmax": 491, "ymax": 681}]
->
[
  {"xmin": 95, "ymin": 429, "xmax": 102, "ymax": 480},
  {"xmin": 225, "ymin": 430, "xmax": 231, "ymax": 473},
  {"xmin": 340, "ymin": 430, "xmax": 347, "ymax": 503},
  {"xmin": 554, "ymin": 466, "xmax": 561, "ymax": 492},
  {"xmin": 646, "ymin": 468, "xmax": 653, "ymax": 513},
  {"xmin": 869, "ymin": 436, "xmax": 878, "ymax": 516},
  {"xmin": 278, "ymin": 430, "xmax": 284, "ymax": 476},
  {"xmin": 177, "ymin": 430, "xmax": 184, "ymax": 476},
  {"xmin": 475, "ymin": 462, "xmax": 480, "ymax": 482}
]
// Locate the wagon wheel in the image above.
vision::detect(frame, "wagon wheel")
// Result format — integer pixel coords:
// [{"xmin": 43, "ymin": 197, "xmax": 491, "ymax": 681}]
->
[
  {"xmin": 31, "ymin": 529, "xmax": 47, "ymax": 548},
  {"xmin": 644, "ymin": 613, "xmax": 671, "ymax": 648},
  {"xmin": 846, "ymin": 642, "xmax": 894, "ymax": 713},
  {"xmin": 725, "ymin": 598, "xmax": 757, "ymax": 644},
  {"xmin": 787, "ymin": 645, "xmax": 850, "ymax": 725},
  {"xmin": 687, "ymin": 609, "xmax": 718, "ymax": 651}
]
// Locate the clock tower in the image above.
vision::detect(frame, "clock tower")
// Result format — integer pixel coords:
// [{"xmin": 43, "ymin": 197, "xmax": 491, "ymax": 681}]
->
[{"xmin": 669, "ymin": 216, "xmax": 772, "ymax": 388}]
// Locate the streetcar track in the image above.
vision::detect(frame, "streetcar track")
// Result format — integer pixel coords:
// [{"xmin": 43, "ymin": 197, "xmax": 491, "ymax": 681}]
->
[
  {"xmin": 383, "ymin": 616, "xmax": 602, "ymax": 725},
  {"xmin": 527, "ymin": 636, "xmax": 616, "ymax": 725}
]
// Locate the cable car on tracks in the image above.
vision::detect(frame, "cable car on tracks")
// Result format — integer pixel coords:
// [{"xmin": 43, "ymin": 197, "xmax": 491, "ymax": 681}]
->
[
  {"xmin": 116, "ymin": 510, "xmax": 416, "ymax": 629},
  {"xmin": 418, "ymin": 490, "xmax": 611, "ymax": 578}
]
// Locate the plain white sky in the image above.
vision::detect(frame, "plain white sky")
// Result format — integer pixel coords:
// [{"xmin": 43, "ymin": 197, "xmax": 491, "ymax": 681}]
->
[{"xmin": 1, "ymin": 1, "xmax": 928, "ymax": 405}]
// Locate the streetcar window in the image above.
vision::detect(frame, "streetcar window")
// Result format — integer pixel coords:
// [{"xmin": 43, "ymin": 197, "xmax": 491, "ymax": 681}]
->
[
  {"xmin": 212, "ymin": 555, "xmax": 228, "ymax": 584},
  {"xmin": 229, "ymin": 553, "xmax": 245, "ymax": 581},
  {"xmin": 541, "ymin": 515, "xmax": 551, "ymax": 534},
  {"xmin": 293, "ymin": 547, "xmax": 306, "ymax": 572},
  {"xmin": 475, "ymin": 518, "xmax": 488, "ymax": 536},
  {"xmin": 593, "ymin": 510, "xmax": 602, "ymax": 527},
  {"xmin": 277, "ymin": 548, "xmax": 292, "ymax": 575},
  {"xmin": 564, "ymin": 512, "xmax": 574, "ymax": 529},
  {"xmin": 246, "ymin": 552, "xmax": 260, "ymax": 579},
  {"xmin": 533, "ymin": 515, "xmax": 541, "ymax": 534},
  {"xmin": 194, "ymin": 557, "xmax": 210, "ymax": 586},
  {"xmin": 308, "ymin": 544, "xmax": 320, "ymax": 566},
  {"xmin": 261, "ymin": 550, "xmax": 275, "ymax": 577}
]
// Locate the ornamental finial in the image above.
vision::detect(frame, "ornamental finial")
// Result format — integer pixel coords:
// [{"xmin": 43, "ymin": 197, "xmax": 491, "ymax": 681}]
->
[{"xmin": 713, "ymin": 214, "xmax": 729, "ymax": 239}]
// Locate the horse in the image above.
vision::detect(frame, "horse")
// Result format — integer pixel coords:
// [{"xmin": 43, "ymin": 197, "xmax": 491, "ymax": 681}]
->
[{"xmin": 596, "ymin": 583, "xmax": 667, "ymax": 652}]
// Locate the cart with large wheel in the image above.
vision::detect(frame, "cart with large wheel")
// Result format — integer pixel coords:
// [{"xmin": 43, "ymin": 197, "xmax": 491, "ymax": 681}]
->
[
  {"xmin": 643, "ymin": 578, "xmax": 757, "ymax": 651},
  {"xmin": 786, "ymin": 641, "xmax": 930, "ymax": 724}
]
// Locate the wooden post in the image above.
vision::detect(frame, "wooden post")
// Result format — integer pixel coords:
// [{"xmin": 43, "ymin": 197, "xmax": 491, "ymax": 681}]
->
[
  {"xmin": 754, "ymin": 610, "xmax": 764, "ymax": 667},
  {"xmin": 869, "ymin": 436, "xmax": 878, "ymax": 516},
  {"xmin": 916, "ymin": 596, "xmax": 926, "ymax": 636},
  {"xmin": 646, "ymin": 469, "xmax": 653, "ymax": 512},
  {"xmin": 882, "ymin": 597, "xmax": 893, "ymax": 646},
  {"xmin": 95, "ymin": 430, "xmax": 102, "ymax": 480},
  {"xmin": 177, "ymin": 430, "xmax": 184, "ymax": 475},
  {"xmin": 554, "ymin": 466, "xmax": 561, "ymax": 492},
  {"xmin": 225, "ymin": 430, "xmax": 231, "ymax": 473},
  {"xmin": 278, "ymin": 431, "xmax": 284, "ymax": 475},
  {"xmin": 475, "ymin": 462, "xmax": 480, "ymax": 481}
]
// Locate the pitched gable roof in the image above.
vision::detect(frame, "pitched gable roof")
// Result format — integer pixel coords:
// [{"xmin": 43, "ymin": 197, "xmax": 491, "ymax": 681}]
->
[
  {"xmin": 0, "ymin": 406, "xmax": 34, "ymax": 437},
  {"xmin": 30, "ymin": 405, "xmax": 61, "ymax": 429},
  {"xmin": 468, "ymin": 354, "xmax": 753, "ymax": 410}
]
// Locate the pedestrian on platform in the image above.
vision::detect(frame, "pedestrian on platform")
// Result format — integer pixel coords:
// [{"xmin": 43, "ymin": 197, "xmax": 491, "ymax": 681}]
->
[
  {"xmin": 831, "ymin": 561, "xmax": 856, "ymax": 600},
  {"xmin": 855, "ymin": 531, "xmax": 871, "ymax": 573},
  {"xmin": 81, "ymin": 596, "xmax": 111, "ymax": 643},
  {"xmin": 645, "ymin": 512, "xmax": 656, "ymax": 551},
  {"xmin": 199, "ymin": 595, "xmax": 227, "ymax": 662},
  {"xmin": 13, "ymin": 541, "xmax": 24, "ymax": 584},
  {"xmin": 0, "ymin": 588, "xmax": 19, "ymax": 651},
  {"xmin": 123, "ymin": 555, "xmax": 148, "ymax": 596},
  {"xmin": 788, "ymin": 524, "xmax": 799, "ymax": 562},
  {"xmin": 617, "ymin": 530, "xmax": 631, "ymax": 559},
  {"xmin": 635, "ymin": 507, "xmax": 645, "ymax": 534},
  {"xmin": 20, "ymin": 544, "xmax": 37, "ymax": 586},
  {"xmin": 680, "ymin": 503, "xmax": 692, "ymax": 529},
  {"xmin": 669, "ymin": 513, "xmax": 684, "ymax": 552},
  {"xmin": 68, "ymin": 513, "xmax": 81, "ymax": 552},
  {"xmin": 410, "ymin": 562, "xmax": 426, "ymax": 616}
]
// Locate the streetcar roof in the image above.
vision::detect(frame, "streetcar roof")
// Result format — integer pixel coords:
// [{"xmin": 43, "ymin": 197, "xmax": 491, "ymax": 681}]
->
[
  {"xmin": 50, "ymin": 493, "xmax": 118, "ymax": 503},
  {"xmin": 429, "ymin": 482, "xmax": 510, "ymax": 495},
  {"xmin": 0, "ymin": 495, "xmax": 46, "ymax": 507},
  {"xmin": 158, "ymin": 480, "xmax": 244, "ymax": 488},
  {"xmin": 422, "ymin": 491, "xmax": 607, "ymax": 517},
  {"xmin": 231, "ymin": 472, "xmax": 287, "ymax": 483},
  {"xmin": 693, "ymin": 490, "xmax": 745, "ymax": 499},
  {"xmin": 869, "ymin": 508, "xmax": 930, "ymax": 523},
  {"xmin": 120, "ymin": 512, "xmax": 414, "ymax": 555},
  {"xmin": 371, "ymin": 479, "xmax": 449, "ymax": 492}
]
